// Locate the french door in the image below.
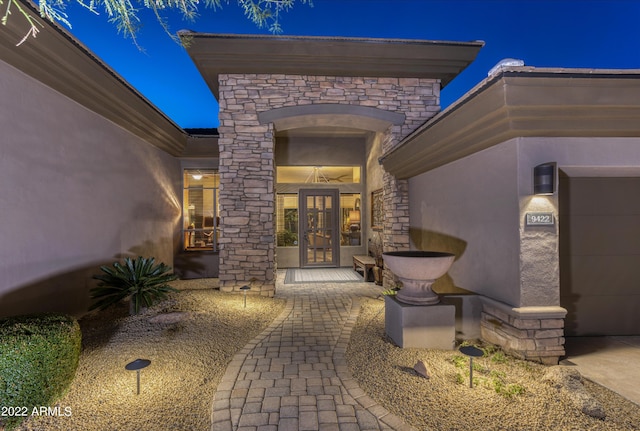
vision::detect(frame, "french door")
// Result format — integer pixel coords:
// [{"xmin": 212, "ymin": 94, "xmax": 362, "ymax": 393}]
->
[{"xmin": 299, "ymin": 189, "xmax": 339, "ymax": 267}]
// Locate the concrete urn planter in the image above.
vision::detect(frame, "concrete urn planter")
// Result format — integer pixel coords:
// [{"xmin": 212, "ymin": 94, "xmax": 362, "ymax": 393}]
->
[{"xmin": 382, "ymin": 251, "xmax": 455, "ymax": 305}]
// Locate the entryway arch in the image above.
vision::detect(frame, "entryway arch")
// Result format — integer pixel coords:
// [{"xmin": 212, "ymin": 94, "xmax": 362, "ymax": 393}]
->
[{"xmin": 257, "ymin": 103, "xmax": 406, "ymax": 132}]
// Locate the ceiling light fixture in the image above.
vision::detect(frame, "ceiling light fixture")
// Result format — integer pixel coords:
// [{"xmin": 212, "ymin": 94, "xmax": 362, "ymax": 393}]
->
[{"xmin": 305, "ymin": 166, "xmax": 329, "ymax": 183}]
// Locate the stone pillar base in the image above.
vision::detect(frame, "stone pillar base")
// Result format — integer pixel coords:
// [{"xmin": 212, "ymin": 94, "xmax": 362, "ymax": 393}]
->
[
  {"xmin": 384, "ymin": 296, "xmax": 455, "ymax": 349},
  {"xmin": 480, "ymin": 297, "xmax": 567, "ymax": 365}
]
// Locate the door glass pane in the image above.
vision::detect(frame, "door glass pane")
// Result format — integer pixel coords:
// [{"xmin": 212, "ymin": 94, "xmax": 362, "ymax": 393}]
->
[{"xmin": 305, "ymin": 194, "xmax": 333, "ymax": 265}]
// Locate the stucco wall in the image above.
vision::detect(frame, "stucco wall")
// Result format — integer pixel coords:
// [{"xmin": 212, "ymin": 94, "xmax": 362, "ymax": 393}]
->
[
  {"xmin": 517, "ymin": 136, "xmax": 640, "ymax": 308},
  {"xmin": 275, "ymin": 136, "xmax": 366, "ymax": 166},
  {"xmin": 517, "ymin": 137, "xmax": 640, "ymax": 174},
  {"xmin": 409, "ymin": 140, "xmax": 521, "ymax": 305},
  {"xmin": 409, "ymin": 135, "xmax": 640, "ymax": 308},
  {"xmin": 0, "ymin": 60, "xmax": 182, "ymax": 317}
]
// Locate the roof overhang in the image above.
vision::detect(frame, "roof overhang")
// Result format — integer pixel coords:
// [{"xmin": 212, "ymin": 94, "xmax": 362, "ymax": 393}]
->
[
  {"xmin": 181, "ymin": 33, "xmax": 484, "ymax": 99},
  {"xmin": 381, "ymin": 67, "xmax": 640, "ymax": 179},
  {"xmin": 1, "ymin": 0, "xmax": 188, "ymax": 156}
]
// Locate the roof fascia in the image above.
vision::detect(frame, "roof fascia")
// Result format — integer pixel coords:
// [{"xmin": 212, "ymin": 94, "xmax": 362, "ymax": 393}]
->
[
  {"xmin": 1, "ymin": 0, "xmax": 187, "ymax": 156},
  {"xmin": 382, "ymin": 69, "xmax": 640, "ymax": 179},
  {"xmin": 182, "ymin": 33, "xmax": 484, "ymax": 99}
]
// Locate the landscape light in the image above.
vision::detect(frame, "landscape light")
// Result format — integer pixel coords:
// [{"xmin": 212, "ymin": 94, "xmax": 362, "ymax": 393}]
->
[
  {"xmin": 459, "ymin": 346, "xmax": 484, "ymax": 388},
  {"xmin": 125, "ymin": 359, "xmax": 151, "ymax": 395},
  {"xmin": 240, "ymin": 285, "xmax": 251, "ymax": 308}
]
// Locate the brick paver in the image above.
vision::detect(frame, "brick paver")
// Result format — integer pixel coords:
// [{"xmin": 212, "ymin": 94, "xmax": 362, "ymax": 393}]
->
[{"xmin": 210, "ymin": 272, "xmax": 416, "ymax": 431}]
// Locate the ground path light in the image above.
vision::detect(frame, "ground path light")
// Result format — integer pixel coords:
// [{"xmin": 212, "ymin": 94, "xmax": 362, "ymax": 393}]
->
[
  {"xmin": 459, "ymin": 345, "xmax": 484, "ymax": 388},
  {"xmin": 125, "ymin": 359, "xmax": 151, "ymax": 395},
  {"xmin": 240, "ymin": 285, "xmax": 251, "ymax": 308}
]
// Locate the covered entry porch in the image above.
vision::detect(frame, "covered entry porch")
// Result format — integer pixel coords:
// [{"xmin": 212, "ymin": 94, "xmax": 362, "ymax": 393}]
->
[
  {"xmin": 183, "ymin": 33, "xmax": 482, "ymax": 296},
  {"xmin": 268, "ymin": 104, "xmax": 405, "ymax": 270}
]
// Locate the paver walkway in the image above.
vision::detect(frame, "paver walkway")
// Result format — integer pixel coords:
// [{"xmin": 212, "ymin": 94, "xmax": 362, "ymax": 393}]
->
[{"xmin": 210, "ymin": 274, "xmax": 415, "ymax": 431}]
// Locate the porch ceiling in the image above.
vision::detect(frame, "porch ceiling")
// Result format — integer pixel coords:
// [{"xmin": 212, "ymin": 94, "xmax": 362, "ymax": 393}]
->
[
  {"xmin": 381, "ymin": 68, "xmax": 640, "ymax": 179},
  {"xmin": 181, "ymin": 33, "xmax": 484, "ymax": 99}
]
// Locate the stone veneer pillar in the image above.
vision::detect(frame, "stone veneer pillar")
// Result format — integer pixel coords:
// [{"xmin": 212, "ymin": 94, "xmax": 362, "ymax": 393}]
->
[
  {"xmin": 381, "ymin": 127, "xmax": 414, "ymax": 288},
  {"xmin": 217, "ymin": 74, "xmax": 440, "ymax": 295},
  {"xmin": 381, "ymin": 162, "xmax": 411, "ymax": 286},
  {"xmin": 216, "ymin": 102, "xmax": 276, "ymax": 295}
]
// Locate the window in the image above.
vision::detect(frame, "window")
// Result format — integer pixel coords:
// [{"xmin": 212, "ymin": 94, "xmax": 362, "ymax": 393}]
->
[
  {"xmin": 277, "ymin": 166, "xmax": 361, "ymax": 184},
  {"xmin": 340, "ymin": 194, "xmax": 361, "ymax": 246},
  {"xmin": 276, "ymin": 194, "xmax": 298, "ymax": 247},
  {"xmin": 183, "ymin": 169, "xmax": 219, "ymax": 251}
]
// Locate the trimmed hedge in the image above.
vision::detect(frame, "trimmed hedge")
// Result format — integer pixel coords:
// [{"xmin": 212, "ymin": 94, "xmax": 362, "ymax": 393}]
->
[{"xmin": 0, "ymin": 313, "xmax": 81, "ymax": 430}]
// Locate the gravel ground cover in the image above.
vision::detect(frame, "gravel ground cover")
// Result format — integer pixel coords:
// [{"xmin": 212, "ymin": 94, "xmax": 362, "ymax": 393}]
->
[
  {"xmin": 347, "ymin": 297, "xmax": 640, "ymax": 431},
  {"xmin": 10, "ymin": 283, "xmax": 640, "ymax": 431},
  {"xmin": 13, "ymin": 279, "xmax": 285, "ymax": 431}
]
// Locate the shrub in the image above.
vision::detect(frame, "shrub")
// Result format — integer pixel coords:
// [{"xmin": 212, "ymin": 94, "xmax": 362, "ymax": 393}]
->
[
  {"xmin": 91, "ymin": 256, "xmax": 178, "ymax": 314},
  {"xmin": 0, "ymin": 313, "xmax": 81, "ymax": 430}
]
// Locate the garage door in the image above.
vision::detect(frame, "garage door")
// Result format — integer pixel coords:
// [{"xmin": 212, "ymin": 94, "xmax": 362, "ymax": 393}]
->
[{"xmin": 559, "ymin": 175, "xmax": 640, "ymax": 336}]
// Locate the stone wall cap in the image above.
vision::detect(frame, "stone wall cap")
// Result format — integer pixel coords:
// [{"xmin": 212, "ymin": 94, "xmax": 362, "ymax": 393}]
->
[{"xmin": 480, "ymin": 296, "xmax": 567, "ymax": 319}]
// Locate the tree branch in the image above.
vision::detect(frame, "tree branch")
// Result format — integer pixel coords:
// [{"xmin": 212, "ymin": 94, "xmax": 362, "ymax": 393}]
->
[{"xmin": 2, "ymin": 0, "xmax": 312, "ymax": 46}]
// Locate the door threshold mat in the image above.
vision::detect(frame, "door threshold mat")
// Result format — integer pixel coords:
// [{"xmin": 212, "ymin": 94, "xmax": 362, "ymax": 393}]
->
[{"xmin": 284, "ymin": 268, "xmax": 364, "ymax": 284}]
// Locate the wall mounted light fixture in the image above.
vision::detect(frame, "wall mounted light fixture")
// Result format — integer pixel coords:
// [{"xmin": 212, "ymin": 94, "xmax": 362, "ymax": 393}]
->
[{"xmin": 533, "ymin": 162, "xmax": 556, "ymax": 195}]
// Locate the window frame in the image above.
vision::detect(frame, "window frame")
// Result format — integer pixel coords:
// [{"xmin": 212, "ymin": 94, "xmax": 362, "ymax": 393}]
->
[{"xmin": 183, "ymin": 169, "xmax": 220, "ymax": 252}]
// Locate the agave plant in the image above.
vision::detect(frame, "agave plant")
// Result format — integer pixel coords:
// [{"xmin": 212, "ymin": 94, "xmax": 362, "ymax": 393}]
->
[{"xmin": 90, "ymin": 256, "xmax": 178, "ymax": 315}]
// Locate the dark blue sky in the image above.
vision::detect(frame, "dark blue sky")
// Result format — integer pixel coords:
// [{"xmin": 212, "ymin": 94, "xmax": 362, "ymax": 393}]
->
[{"xmin": 60, "ymin": 0, "xmax": 640, "ymax": 128}]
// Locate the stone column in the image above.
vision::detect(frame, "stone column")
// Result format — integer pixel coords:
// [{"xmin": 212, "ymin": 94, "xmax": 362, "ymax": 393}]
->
[
  {"xmin": 382, "ymin": 172, "xmax": 411, "ymax": 287},
  {"xmin": 380, "ymin": 127, "xmax": 411, "ymax": 288},
  {"xmin": 217, "ymin": 76, "xmax": 276, "ymax": 296}
]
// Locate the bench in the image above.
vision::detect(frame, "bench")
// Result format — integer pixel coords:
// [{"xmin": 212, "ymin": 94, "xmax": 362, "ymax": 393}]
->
[{"xmin": 353, "ymin": 255, "xmax": 375, "ymax": 282}]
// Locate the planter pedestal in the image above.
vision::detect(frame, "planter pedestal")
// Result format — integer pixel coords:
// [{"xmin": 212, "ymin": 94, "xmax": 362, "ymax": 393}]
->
[{"xmin": 384, "ymin": 295, "xmax": 455, "ymax": 350}]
